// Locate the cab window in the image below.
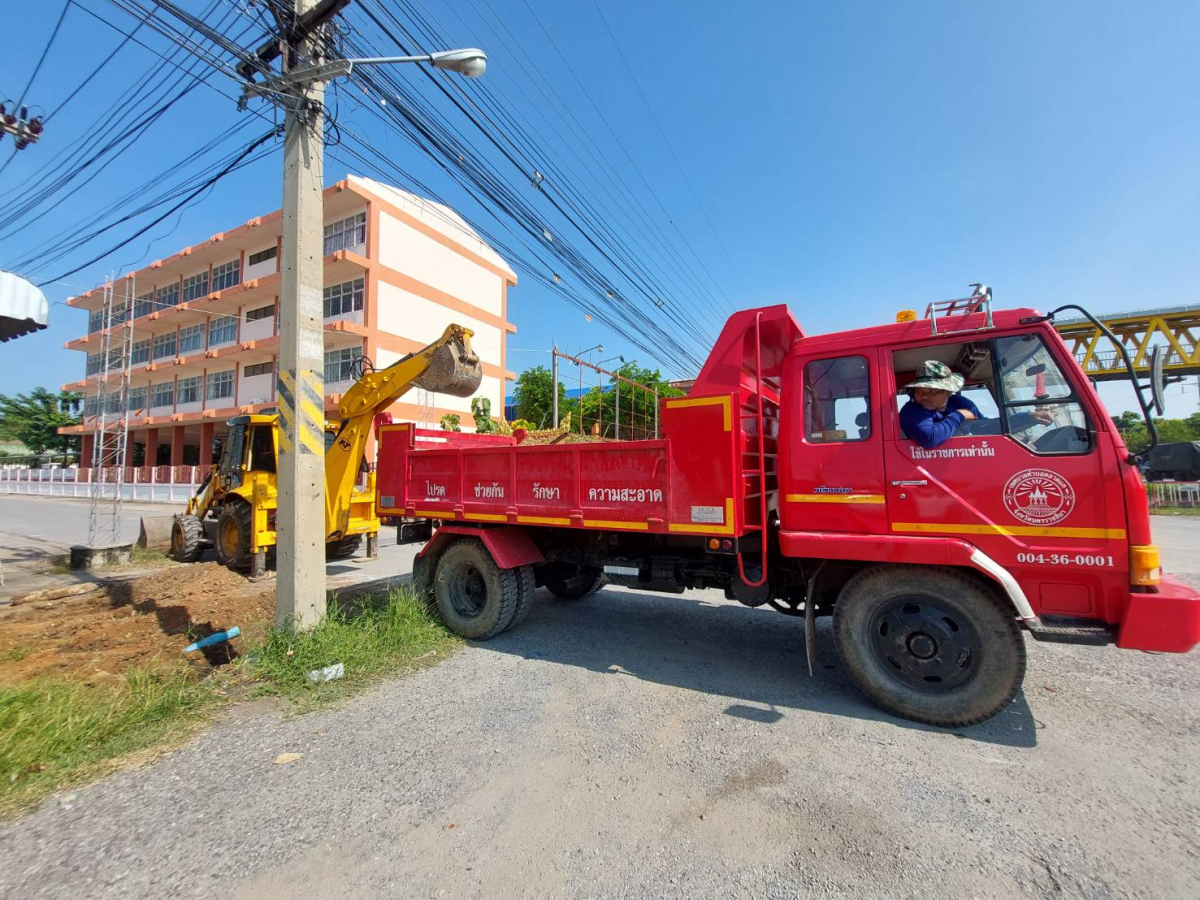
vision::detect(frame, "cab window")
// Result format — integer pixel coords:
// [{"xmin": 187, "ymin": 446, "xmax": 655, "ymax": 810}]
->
[
  {"xmin": 248, "ymin": 425, "xmax": 276, "ymax": 472},
  {"xmin": 994, "ymin": 335, "xmax": 1091, "ymax": 454},
  {"xmin": 804, "ymin": 356, "xmax": 870, "ymax": 443},
  {"xmin": 892, "ymin": 336, "xmax": 1091, "ymax": 455}
]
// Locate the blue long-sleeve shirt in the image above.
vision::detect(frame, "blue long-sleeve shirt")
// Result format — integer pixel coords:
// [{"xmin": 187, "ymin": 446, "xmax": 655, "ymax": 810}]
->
[
  {"xmin": 900, "ymin": 395, "xmax": 1038, "ymax": 448},
  {"xmin": 900, "ymin": 395, "xmax": 980, "ymax": 449}
]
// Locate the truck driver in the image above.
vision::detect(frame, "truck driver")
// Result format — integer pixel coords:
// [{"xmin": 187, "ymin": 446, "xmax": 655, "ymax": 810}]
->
[{"xmin": 900, "ymin": 360, "xmax": 1052, "ymax": 449}]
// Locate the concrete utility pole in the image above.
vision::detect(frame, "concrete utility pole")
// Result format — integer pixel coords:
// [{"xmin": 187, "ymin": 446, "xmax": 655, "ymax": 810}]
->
[{"xmin": 276, "ymin": 0, "xmax": 329, "ymax": 628}]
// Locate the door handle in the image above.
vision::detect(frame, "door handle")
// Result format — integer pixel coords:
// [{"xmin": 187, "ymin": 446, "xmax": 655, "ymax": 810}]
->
[{"xmin": 890, "ymin": 480, "xmax": 928, "ymax": 486}]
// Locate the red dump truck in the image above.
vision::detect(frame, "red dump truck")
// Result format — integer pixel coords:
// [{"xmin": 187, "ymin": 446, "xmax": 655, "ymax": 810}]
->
[{"xmin": 376, "ymin": 294, "xmax": 1200, "ymax": 727}]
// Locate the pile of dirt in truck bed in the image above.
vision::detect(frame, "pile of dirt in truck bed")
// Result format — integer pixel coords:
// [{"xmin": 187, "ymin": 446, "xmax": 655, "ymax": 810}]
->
[
  {"xmin": 0, "ymin": 563, "xmax": 275, "ymax": 683},
  {"xmin": 518, "ymin": 432, "xmax": 607, "ymax": 445}
]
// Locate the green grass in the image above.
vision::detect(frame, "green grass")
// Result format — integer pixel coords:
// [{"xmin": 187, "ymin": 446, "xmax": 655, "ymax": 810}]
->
[
  {"xmin": 0, "ymin": 668, "xmax": 218, "ymax": 818},
  {"xmin": 1152, "ymin": 506, "xmax": 1200, "ymax": 517},
  {"xmin": 2, "ymin": 646, "xmax": 33, "ymax": 664},
  {"xmin": 0, "ymin": 587, "xmax": 457, "ymax": 817},
  {"xmin": 128, "ymin": 546, "xmax": 170, "ymax": 566},
  {"xmin": 250, "ymin": 587, "xmax": 460, "ymax": 708}
]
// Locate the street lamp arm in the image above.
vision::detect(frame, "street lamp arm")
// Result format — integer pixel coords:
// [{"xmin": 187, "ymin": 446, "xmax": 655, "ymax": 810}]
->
[{"xmin": 239, "ymin": 48, "xmax": 487, "ymax": 109}]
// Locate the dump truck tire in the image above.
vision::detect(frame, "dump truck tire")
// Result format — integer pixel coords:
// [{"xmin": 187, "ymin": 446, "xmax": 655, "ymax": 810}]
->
[
  {"xmin": 546, "ymin": 566, "xmax": 605, "ymax": 600},
  {"xmin": 433, "ymin": 538, "xmax": 519, "ymax": 640},
  {"xmin": 833, "ymin": 565, "xmax": 1025, "ymax": 728},
  {"xmin": 170, "ymin": 515, "xmax": 206, "ymax": 563},
  {"xmin": 508, "ymin": 564, "xmax": 536, "ymax": 629},
  {"xmin": 326, "ymin": 535, "xmax": 362, "ymax": 561},
  {"xmin": 215, "ymin": 502, "xmax": 254, "ymax": 574}
]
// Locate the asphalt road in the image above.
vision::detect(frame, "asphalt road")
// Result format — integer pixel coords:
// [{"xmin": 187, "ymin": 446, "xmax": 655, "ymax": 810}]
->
[
  {"xmin": 0, "ymin": 495, "xmax": 417, "ymax": 599},
  {"xmin": 1, "ymin": 501, "xmax": 1198, "ymax": 898}
]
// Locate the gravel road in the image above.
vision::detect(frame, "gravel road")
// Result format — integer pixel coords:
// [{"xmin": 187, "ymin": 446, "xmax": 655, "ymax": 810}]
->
[{"xmin": 2, "ymin": 518, "xmax": 1198, "ymax": 899}]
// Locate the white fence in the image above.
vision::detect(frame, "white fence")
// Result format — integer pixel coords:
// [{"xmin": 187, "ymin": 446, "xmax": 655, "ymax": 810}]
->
[
  {"xmin": 0, "ymin": 466, "xmax": 208, "ymax": 503},
  {"xmin": 1147, "ymin": 481, "xmax": 1200, "ymax": 510}
]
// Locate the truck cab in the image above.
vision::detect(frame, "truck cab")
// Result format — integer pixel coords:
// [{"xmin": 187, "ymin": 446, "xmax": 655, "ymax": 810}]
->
[{"xmin": 777, "ymin": 305, "xmax": 1193, "ymax": 654}]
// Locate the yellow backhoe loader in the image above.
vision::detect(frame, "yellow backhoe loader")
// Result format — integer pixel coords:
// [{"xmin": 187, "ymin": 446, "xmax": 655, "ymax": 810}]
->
[{"xmin": 167, "ymin": 324, "xmax": 482, "ymax": 574}]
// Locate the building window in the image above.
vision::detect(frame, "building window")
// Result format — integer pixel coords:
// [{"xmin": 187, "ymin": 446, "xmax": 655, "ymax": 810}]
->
[
  {"xmin": 83, "ymin": 396, "xmax": 98, "ymax": 417},
  {"xmin": 177, "ymin": 376, "xmax": 201, "ymax": 405},
  {"xmin": 803, "ymin": 356, "xmax": 871, "ymax": 443},
  {"xmin": 178, "ymin": 324, "xmax": 205, "ymax": 355},
  {"xmin": 150, "ymin": 382, "xmax": 174, "ymax": 410},
  {"xmin": 152, "ymin": 332, "xmax": 177, "ymax": 360},
  {"xmin": 135, "ymin": 293, "xmax": 154, "ymax": 318},
  {"xmin": 103, "ymin": 391, "xmax": 123, "ymax": 414},
  {"xmin": 208, "ymin": 315, "xmax": 237, "ymax": 347},
  {"xmin": 88, "ymin": 310, "xmax": 104, "ymax": 333},
  {"xmin": 323, "ymin": 212, "xmax": 367, "ymax": 255},
  {"xmin": 206, "ymin": 369, "xmax": 235, "ymax": 402},
  {"xmin": 324, "ymin": 277, "xmax": 364, "ymax": 318},
  {"xmin": 246, "ymin": 303, "xmax": 274, "ymax": 322},
  {"xmin": 212, "ymin": 259, "xmax": 241, "ymax": 292},
  {"xmin": 131, "ymin": 339, "xmax": 151, "ymax": 365},
  {"xmin": 248, "ymin": 246, "xmax": 277, "ymax": 266},
  {"xmin": 155, "ymin": 283, "xmax": 179, "ymax": 309},
  {"xmin": 244, "ymin": 361, "xmax": 273, "ymax": 378},
  {"xmin": 86, "ymin": 353, "xmax": 102, "ymax": 376},
  {"xmin": 182, "ymin": 271, "xmax": 210, "ymax": 303},
  {"xmin": 128, "ymin": 386, "xmax": 148, "ymax": 412},
  {"xmin": 324, "ymin": 346, "xmax": 358, "ymax": 383}
]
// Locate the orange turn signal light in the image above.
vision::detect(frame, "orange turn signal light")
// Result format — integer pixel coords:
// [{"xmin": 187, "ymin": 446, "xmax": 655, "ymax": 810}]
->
[
  {"xmin": 708, "ymin": 538, "xmax": 720, "ymax": 550},
  {"xmin": 1130, "ymin": 545, "xmax": 1162, "ymax": 586},
  {"xmin": 896, "ymin": 309, "xmax": 918, "ymax": 323}
]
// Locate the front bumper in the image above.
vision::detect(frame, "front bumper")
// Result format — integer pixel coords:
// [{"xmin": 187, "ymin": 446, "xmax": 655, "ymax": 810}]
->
[{"xmin": 1116, "ymin": 575, "xmax": 1200, "ymax": 653}]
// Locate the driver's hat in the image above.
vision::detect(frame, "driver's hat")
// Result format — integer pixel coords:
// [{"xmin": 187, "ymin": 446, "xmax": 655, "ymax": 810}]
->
[{"xmin": 904, "ymin": 360, "xmax": 964, "ymax": 394}]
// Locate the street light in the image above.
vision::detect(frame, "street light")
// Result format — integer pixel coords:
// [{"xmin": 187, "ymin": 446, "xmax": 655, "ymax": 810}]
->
[
  {"xmin": 240, "ymin": 48, "xmax": 488, "ymax": 108},
  {"xmin": 576, "ymin": 344, "xmax": 603, "ymax": 361}
]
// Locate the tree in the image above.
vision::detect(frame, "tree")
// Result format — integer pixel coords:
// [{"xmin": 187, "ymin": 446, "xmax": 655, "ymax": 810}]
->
[
  {"xmin": 577, "ymin": 363, "xmax": 685, "ymax": 438},
  {"xmin": 513, "ymin": 365, "xmax": 568, "ymax": 430},
  {"xmin": 0, "ymin": 389, "xmax": 83, "ymax": 457}
]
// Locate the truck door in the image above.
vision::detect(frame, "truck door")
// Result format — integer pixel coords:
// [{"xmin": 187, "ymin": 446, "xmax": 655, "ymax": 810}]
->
[
  {"xmin": 883, "ymin": 332, "xmax": 1128, "ymax": 620},
  {"xmin": 778, "ymin": 352, "xmax": 889, "ymax": 533}
]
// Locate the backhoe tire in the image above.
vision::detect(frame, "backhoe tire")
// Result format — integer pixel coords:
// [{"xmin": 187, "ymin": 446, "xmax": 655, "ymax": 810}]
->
[
  {"xmin": 215, "ymin": 502, "xmax": 254, "ymax": 574},
  {"xmin": 433, "ymin": 538, "xmax": 519, "ymax": 640},
  {"xmin": 833, "ymin": 565, "xmax": 1026, "ymax": 728},
  {"xmin": 170, "ymin": 515, "xmax": 206, "ymax": 563},
  {"xmin": 326, "ymin": 535, "xmax": 362, "ymax": 561},
  {"xmin": 546, "ymin": 566, "xmax": 605, "ymax": 601}
]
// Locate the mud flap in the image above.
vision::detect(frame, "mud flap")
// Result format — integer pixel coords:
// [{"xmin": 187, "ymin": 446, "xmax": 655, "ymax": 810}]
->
[{"xmin": 804, "ymin": 561, "xmax": 826, "ymax": 677}]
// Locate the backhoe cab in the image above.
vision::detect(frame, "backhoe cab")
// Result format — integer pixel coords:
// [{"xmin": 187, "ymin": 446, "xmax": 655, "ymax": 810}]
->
[{"xmin": 168, "ymin": 324, "xmax": 482, "ymax": 574}]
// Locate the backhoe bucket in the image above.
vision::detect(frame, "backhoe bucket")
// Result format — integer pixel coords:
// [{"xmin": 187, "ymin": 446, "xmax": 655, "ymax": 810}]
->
[
  {"xmin": 414, "ymin": 336, "xmax": 482, "ymax": 397},
  {"xmin": 138, "ymin": 515, "xmax": 176, "ymax": 551}
]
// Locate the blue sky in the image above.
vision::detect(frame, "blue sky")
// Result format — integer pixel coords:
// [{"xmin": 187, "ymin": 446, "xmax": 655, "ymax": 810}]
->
[{"xmin": 3, "ymin": 0, "xmax": 1198, "ymax": 414}]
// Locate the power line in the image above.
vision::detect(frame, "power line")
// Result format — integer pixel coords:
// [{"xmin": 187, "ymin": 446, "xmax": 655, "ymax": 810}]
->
[{"xmin": 15, "ymin": 0, "xmax": 71, "ymax": 107}]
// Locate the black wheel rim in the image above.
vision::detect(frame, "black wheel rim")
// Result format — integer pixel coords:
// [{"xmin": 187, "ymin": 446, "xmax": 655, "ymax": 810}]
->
[
  {"xmin": 448, "ymin": 565, "xmax": 488, "ymax": 619},
  {"xmin": 869, "ymin": 595, "xmax": 981, "ymax": 693}
]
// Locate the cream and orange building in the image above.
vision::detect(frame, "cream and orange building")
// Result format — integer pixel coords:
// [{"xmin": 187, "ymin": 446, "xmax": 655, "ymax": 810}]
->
[{"xmin": 61, "ymin": 176, "xmax": 517, "ymax": 466}]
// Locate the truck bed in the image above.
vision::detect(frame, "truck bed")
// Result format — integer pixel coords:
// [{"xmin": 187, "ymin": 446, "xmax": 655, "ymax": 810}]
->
[{"xmin": 375, "ymin": 394, "xmax": 762, "ymax": 538}]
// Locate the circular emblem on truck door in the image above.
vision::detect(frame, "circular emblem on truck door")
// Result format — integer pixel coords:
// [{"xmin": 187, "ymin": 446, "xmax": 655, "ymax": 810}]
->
[{"xmin": 1003, "ymin": 468, "xmax": 1076, "ymax": 526}]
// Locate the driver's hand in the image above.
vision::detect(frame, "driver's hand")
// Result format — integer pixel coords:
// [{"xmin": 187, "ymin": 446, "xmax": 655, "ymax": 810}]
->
[
  {"xmin": 958, "ymin": 409, "xmax": 977, "ymax": 421},
  {"xmin": 1031, "ymin": 408, "xmax": 1054, "ymax": 425}
]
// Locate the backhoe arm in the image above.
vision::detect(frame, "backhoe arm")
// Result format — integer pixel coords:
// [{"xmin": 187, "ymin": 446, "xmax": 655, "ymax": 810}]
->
[{"xmin": 323, "ymin": 324, "xmax": 481, "ymax": 539}]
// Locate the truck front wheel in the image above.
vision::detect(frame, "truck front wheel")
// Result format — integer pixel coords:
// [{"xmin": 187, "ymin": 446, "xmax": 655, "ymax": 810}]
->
[
  {"xmin": 833, "ymin": 566, "xmax": 1026, "ymax": 728},
  {"xmin": 433, "ymin": 538, "xmax": 520, "ymax": 640}
]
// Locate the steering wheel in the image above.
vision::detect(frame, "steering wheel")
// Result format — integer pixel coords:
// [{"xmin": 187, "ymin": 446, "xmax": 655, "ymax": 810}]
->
[{"xmin": 1033, "ymin": 425, "xmax": 1088, "ymax": 453}]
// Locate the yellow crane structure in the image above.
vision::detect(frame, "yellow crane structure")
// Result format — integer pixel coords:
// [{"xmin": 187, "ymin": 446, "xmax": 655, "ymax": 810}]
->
[
  {"xmin": 1055, "ymin": 304, "xmax": 1200, "ymax": 382},
  {"xmin": 169, "ymin": 324, "xmax": 482, "ymax": 575}
]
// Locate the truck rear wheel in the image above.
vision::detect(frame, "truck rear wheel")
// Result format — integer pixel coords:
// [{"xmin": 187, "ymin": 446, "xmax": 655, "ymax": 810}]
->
[
  {"xmin": 215, "ymin": 502, "xmax": 254, "ymax": 574},
  {"xmin": 170, "ymin": 514, "xmax": 206, "ymax": 563},
  {"xmin": 546, "ymin": 566, "xmax": 605, "ymax": 600},
  {"xmin": 833, "ymin": 566, "xmax": 1025, "ymax": 728},
  {"xmin": 433, "ymin": 538, "xmax": 520, "ymax": 640}
]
